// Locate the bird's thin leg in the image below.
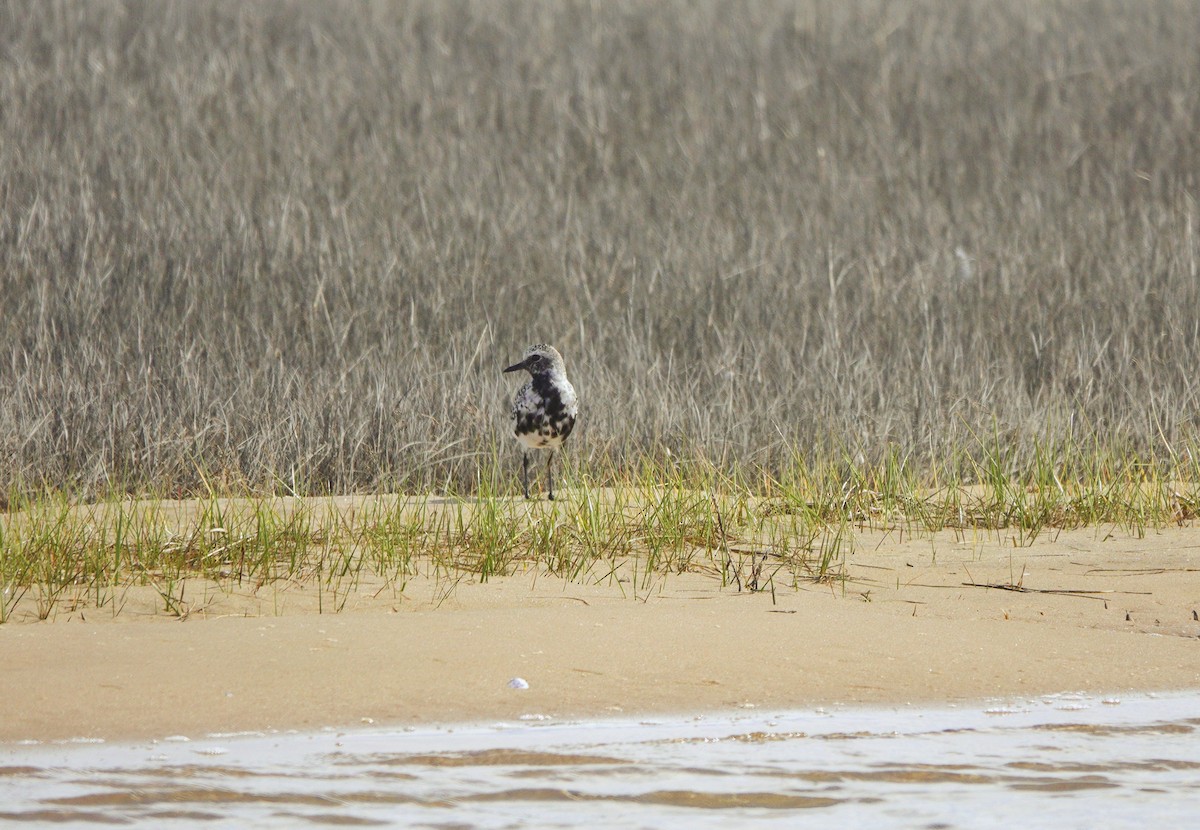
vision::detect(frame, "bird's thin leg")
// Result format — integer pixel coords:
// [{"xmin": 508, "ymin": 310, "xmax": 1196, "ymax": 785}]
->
[
  {"xmin": 522, "ymin": 451, "xmax": 531, "ymax": 500},
  {"xmin": 546, "ymin": 452, "xmax": 555, "ymax": 501}
]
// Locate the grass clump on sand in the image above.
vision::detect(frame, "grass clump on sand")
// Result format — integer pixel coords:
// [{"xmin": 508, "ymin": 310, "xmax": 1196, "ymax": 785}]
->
[{"xmin": 2, "ymin": 442, "xmax": 1196, "ymax": 622}]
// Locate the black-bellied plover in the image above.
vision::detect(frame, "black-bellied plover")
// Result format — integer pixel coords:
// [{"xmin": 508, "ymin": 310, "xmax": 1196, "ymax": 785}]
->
[{"xmin": 503, "ymin": 344, "xmax": 578, "ymax": 500}]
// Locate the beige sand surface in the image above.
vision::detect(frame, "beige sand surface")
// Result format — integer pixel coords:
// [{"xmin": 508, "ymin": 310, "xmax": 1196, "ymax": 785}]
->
[{"xmin": 4, "ymin": 520, "xmax": 1199, "ymax": 743}]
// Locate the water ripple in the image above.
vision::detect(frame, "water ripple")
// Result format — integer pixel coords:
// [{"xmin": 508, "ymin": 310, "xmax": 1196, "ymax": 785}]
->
[{"xmin": 3, "ymin": 693, "xmax": 1200, "ymax": 828}]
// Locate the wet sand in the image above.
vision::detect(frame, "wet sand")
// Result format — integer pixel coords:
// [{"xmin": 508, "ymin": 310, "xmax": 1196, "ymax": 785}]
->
[{"xmin": 4, "ymin": 519, "xmax": 1200, "ymax": 742}]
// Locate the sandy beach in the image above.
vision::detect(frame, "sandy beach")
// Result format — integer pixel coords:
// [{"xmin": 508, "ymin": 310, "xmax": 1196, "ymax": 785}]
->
[{"xmin": 4, "ymin": 518, "xmax": 1200, "ymax": 743}]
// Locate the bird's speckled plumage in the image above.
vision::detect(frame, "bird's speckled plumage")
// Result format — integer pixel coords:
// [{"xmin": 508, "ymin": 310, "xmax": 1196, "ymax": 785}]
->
[{"xmin": 503, "ymin": 344, "xmax": 577, "ymax": 499}]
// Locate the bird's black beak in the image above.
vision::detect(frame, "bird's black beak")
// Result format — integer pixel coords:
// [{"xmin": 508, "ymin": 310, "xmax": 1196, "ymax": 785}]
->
[{"xmin": 502, "ymin": 359, "xmax": 527, "ymax": 374}]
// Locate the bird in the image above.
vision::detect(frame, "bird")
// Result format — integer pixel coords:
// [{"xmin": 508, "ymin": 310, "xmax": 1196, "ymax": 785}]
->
[{"xmin": 502, "ymin": 344, "xmax": 578, "ymax": 500}]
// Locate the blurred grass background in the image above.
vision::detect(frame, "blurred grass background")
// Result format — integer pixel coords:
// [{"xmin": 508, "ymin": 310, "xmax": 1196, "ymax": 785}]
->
[{"xmin": 1, "ymin": 0, "xmax": 1197, "ymax": 497}]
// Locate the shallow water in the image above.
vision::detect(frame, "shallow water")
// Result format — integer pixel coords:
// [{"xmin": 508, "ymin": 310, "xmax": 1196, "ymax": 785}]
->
[{"xmin": 3, "ymin": 693, "xmax": 1199, "ymax": 828}]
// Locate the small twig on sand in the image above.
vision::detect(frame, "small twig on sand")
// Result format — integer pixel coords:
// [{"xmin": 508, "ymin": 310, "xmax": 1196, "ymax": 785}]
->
[{"xmin": 961, "ymin": 582, "xmax": 1149, "ymax": 600}]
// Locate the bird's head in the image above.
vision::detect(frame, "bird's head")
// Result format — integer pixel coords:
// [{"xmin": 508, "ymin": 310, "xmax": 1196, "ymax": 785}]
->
[{"xmin": 503, "ymin": 343, "xmax": 565, "ymax": 376}]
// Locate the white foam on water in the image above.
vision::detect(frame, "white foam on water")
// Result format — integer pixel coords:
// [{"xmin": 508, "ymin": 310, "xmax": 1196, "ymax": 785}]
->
[{"xmin": 2, "ymin": 692, "xmax": 1199, "ymax": 829}]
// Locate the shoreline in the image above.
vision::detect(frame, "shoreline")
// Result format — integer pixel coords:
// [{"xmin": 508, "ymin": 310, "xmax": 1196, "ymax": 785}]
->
[{"xmin": 5, "ymin": 522, "xmax": 1200, "ymax": 744}]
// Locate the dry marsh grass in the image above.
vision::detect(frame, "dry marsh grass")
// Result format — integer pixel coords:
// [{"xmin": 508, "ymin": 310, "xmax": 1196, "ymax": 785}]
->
[
  {"xmin": 2, "ymin": 1, "xmax": 1200, "ymax": 619},
  {"xmin": 1, "ymin": 0, "xmax": 1198, "ymax": 498}
]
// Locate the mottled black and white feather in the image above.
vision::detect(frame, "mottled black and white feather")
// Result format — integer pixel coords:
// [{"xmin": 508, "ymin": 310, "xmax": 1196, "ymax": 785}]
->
[{"xmin": 503, "ymin": 344, "xmax": 578, "ymax": 499}]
